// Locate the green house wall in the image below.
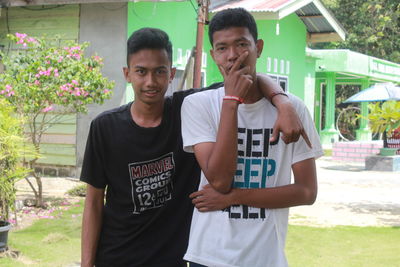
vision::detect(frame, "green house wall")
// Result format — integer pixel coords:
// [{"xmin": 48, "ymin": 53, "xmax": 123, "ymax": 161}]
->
[
  {"xmin": 126, "ymin": 2, "xmax": 312, "ymax": 111},
  {"xmin": 0, "ymin": 5, "xmax": 80, "ymax": 167}
]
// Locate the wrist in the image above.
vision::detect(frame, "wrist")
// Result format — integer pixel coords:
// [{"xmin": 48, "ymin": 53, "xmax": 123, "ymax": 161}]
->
[
  {"xmin": 227, "ymin": 189, "xmax": 238, "ymax": 206},
  {"xmin": 270, "ymin": 93, "xmax": 290, "ymax": 107},
  {"xmin": 223, "ymin": 95, "xmax": 244, "ymax": 104}
]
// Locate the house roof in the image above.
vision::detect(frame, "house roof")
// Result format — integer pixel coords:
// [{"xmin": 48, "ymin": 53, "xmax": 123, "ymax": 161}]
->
[
  {"xmin": 211, "ymin": 0, "xmax": 346, "ymax": 43},
  {"xmin": 0, "ymin": 0, "xmax": 183, "ymax": 7}
]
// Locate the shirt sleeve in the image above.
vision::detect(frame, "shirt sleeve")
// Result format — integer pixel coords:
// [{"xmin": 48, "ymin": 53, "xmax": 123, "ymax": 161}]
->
[
  {"xmin": 80, "ymin": 119, "xmax": 108, "ymax": 189},
  {"xmin": 291, "ymin": 97, "xmax": 324, "ymax": 165},
  {"xmin": 181, "ymin": 93, "xmax": 217, "ymax": 153}
]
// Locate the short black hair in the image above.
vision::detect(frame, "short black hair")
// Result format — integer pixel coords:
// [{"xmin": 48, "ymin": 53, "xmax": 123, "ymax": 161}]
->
[
  {"xmin": 126, "ymin": 27, "xmax": 173, "ymax": 66},
  {"xmin": 208, "ymin": 8, "xmax": 258, "ymax": 45}
]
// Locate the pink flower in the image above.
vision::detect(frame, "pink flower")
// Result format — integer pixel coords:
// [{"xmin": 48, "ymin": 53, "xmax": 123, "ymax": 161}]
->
[
  {"xmin": 6, "ymin": 91, "xmax": 15, "ymax": 97},
  {"xmin": 0, "ymin": 90, "xmax": 5, "ymax": 95},
  {"xmin": 5, "ymin": 84, "xmax": 12, "ymax": 90},
  {"xmin": 72, "ymin": 80, "xmax": 79, "ymax": 85},
  {"xmin": 103, "ymin": 89, "xmax": 110, "ymax": 94},
  {"xmin": 34, "ymin": 80, "xmax": 40, "ymax": 85},
  {"xmin": 58, "ymin": 56, "xmax": 64, "ymax": 63},
  {"xmin": 42, "ymin": 106, "xmax": 53, "ymax": 113},
  {"xmin": 27, "ymin": 37, "xmax": 38, "ymax": 44},
  {"xmin": 15, "ymin": 32, "xmax": 27, "ymax": 39}
]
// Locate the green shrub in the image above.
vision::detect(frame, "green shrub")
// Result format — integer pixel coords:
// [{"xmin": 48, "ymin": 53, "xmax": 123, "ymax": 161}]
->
[
  {"xmin": 0, "ymin": 99, "xmax": 33, "ymax": 222},
  {"xmin": 67, "ymin": 184, "xmax": 86, "ymax": 197}
]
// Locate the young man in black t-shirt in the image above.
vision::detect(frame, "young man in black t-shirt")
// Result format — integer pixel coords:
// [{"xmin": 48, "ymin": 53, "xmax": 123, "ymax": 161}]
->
[{"xmin": 80, "ymin": 28, "xmax": 310, "ymax": 267}]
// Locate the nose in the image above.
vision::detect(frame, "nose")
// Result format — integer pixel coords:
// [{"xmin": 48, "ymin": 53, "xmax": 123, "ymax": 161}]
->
[
  {"xmin": 227, "ymin": 46, "xmax": 239, "ymax": 62},
  {"xmin": 145, "ymin": 72, "xmax": 157, "ymax": 88}
]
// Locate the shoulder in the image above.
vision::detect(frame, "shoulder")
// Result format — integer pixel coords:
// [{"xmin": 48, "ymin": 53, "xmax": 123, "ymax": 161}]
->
[
  {"xmin": 91, "ymin": 103, "xmax": 130, "ymax": 126},
  {"xmin": 287, "ymin": 93, "xmax": 308, "ymax": 115},
  {"xmin": 184, "ymin": 86, "xmax": 224, "ymax": 104}
]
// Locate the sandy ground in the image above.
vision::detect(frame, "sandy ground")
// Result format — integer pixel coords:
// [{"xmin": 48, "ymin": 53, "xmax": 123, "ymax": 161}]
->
[
  {"xmin": 14, "ymin": 157, "xmax": 400, "ymax": 227},
  {"xmin": 289, "ymin": 157, "xmax": 400, "ymax": 227}
]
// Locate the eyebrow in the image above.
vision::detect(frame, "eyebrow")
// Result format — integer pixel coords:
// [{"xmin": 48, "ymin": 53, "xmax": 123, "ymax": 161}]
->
[
  {"xmin": 133, "ymin": 65, "xmax": 168, "ymax": 70},
  {"xmin": 214, "ymin": 37, "xmax": 251, "ymax": 47}
]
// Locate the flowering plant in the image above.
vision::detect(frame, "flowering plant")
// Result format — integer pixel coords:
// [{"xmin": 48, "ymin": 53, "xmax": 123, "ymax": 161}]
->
[
  {"xmin": 0, "ymin": 33, "xmax": 114, "ymax": 207},
  {"xmin": 0, "ymin": 33, "xmax": 113, "ymax": 115}
]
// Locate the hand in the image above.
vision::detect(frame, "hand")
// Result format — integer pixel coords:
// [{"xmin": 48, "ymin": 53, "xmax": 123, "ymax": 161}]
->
[
  {"xmin": 189, "ymin": 184, "xmax": 231, "ymax": 212},
  {"xmin": 219, "ymin": 52, "xmax": 253, "ymax": 99},
  {"xmin": 270, "ymin": 100, "xmax": 312, "ymax": 148}
]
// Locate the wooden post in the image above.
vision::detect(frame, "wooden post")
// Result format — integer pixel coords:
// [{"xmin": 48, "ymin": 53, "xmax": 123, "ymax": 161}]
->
[{"xmin": 193, "ymin": 0, "xmax": 209, "ymax": 89}]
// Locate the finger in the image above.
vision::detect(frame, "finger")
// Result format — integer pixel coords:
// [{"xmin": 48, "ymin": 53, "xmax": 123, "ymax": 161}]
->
[
  {"xmin": 231, "ymin": 51, "xmax": 248, "ymax": 72},
  {"xmin": 301, "ymin": 129, "xmax": 313, "ymax": 148},
  {"xmin": 218, "ymin": 65, "xmax": 227, "ymax": 79},
  {"xmin": 189, "ymin": 191, "xmax": 202, "ymax": 199},
  {"xmin": 281, "ymin": 134, "xmax": 291, "ymax": 144},
  {"xmin": 237, "ymin": 66, "xmax": 251, "ymax": 76},
  {"xmin": 269, "ymin": 124, "xmax": 279, "ymax": 144},
  {"xmin": 198, "ymin": 207, "xmax": 208, "ymax": 212},
  {"xmin": 192, "ymin": 197, "xmax": 202, "ymax": 204}
]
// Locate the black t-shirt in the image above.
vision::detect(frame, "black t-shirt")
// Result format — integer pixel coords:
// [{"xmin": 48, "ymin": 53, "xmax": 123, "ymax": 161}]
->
[{"xmin": 80, "ymin": 89, "xmax": 204, "ymax": 267}]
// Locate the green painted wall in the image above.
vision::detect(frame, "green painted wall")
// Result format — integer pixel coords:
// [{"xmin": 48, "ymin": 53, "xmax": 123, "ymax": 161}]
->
[
  {"xmin": 127, "ymin": 3, "xmax": 311, "ymax": 107},
  {"xmin": 0, "ymin": 5, "xmax": 79, "ymax": 45},
  {"xmin": 0, "ymin": 5, "xmax": 80, "ymax": 167}
]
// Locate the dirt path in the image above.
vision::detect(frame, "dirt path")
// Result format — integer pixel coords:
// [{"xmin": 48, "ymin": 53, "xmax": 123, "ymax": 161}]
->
[{"xmin": 289, "ymin": 157, "xmax": 400, "ymax": 227}]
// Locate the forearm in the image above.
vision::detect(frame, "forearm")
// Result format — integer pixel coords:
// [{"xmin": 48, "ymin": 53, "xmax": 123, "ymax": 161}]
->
[
  {"xmin": 201, "ymin": 100, "xmax": 239, "ymax": 193},
  {"xmin": 228, "ymin": 183, "xmax": 317, "ymax": 209},
  {"xmin": 81, "ymin": 194, "xmax": 104, "ymax": 267},
  {"xmin": 256, "ymin": 73, "xmax": 289, "ymax": 107}
]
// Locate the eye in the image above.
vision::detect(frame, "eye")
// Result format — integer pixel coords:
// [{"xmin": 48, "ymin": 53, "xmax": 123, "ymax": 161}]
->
[
  {"xmin": 238, "ymin": 42, "xmax": 249, "ymax": 48},
  {"xmin": 216, "ymin": 46, "xmax": 226, "ymax": 52},
  {"xmin": 135, "ymin": 69, "xmax": 145, "ymax": 75},
  {"xmin": 156, "ymin": 69, "xmax": 167, "ymax": 75}
]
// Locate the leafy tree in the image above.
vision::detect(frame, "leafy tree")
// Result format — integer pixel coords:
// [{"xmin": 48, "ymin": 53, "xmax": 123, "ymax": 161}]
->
[
  {"xmin": 0, "ymin": 33, "xmax": 114, "ymax": 207},
  {"xmin": 0, "ymin": 99, "xmax": 34, "ymax": 222},
  {"xmin": 317, "ymin": 0, "xmax": 400, "ymax": 63}
]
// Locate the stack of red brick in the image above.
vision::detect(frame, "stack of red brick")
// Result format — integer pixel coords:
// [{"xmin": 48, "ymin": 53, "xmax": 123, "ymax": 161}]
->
[{"xmin": 332, "ymin": 141, "xmax": 383, "ymax": 162}]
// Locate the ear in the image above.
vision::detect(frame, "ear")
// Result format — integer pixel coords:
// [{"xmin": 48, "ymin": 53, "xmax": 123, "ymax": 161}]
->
[
  {"xmin": 255, "ymin": 39, "xmax": 264, "ymax": 58},
  {"xmin": 169, "ymin": 67, "xmax": 176, "ymax": 83},
  {"xmin": 123, "ymin": 67, "xmax": 130, "ymax": 82}
]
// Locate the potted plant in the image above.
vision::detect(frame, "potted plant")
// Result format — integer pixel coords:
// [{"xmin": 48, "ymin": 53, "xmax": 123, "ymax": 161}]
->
[
  {"xmin": 0, "ymin": 99, "xmax": 33, "ymax": 252},
  {"xmin": 366, "ymin": 101, "xmax": 400, "ymax": 156}
]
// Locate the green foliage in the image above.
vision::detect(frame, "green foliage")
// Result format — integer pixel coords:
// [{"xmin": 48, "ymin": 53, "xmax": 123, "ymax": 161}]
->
[
  {"xmin": 0, "ymin": 99, "xmax": 33, "ymax": 222},
  {"xmin": 0, "ymin": 33, "xmax": 114, "ymax": 115},
  {"xmin": 318, "ymin": 0, "xmax": 400, "ymax": 63},
  {"xmin": 66, "ymin": 184, "xmax": 86, "ymax": 197},
  {"xmin": 366, "ymin": 101, "xmax": 400, "ymax": 135}
]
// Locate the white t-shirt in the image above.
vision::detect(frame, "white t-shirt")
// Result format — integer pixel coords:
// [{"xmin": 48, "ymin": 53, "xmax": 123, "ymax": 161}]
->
[{"xmin": 181, "ymin": 87, "xmax": 323, "ymax": 267}]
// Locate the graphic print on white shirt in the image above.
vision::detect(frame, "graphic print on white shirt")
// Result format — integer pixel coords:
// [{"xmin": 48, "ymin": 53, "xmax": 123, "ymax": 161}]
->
[
  {"xmin": 224, "ymin": 127, "xmax": 278, "ymax": 220},
  {"xmin": 128, "ymin": 152, "xmax": 174, "ymax": 214}
]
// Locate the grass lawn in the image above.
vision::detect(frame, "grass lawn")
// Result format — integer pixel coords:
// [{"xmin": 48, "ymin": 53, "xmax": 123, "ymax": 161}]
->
[
  {"xmin": 287, "ymin": 225, "xmax": 400, "ymax": 267},
  {"xmin": 1, "ymin": 201, "xmax": 399, "ymax": 267},
  {"xmin": 0, "ymin": 199, "xmax": 83, "ymax": 267}
]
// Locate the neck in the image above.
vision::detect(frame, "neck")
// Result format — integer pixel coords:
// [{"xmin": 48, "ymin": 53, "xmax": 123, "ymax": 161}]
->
[
  {"xmin": 243, "ymin": 75, "xmax": 263, "ymax": 104},
  {"xmin": 130, "ymin": 100, "xmax": 164, "ymax": 128}
]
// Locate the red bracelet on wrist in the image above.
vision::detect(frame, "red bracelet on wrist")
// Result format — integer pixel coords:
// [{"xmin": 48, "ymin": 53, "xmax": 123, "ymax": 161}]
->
[{"xmin": 223, "ymin": 95, "xmax": 244, "ymax": 104}]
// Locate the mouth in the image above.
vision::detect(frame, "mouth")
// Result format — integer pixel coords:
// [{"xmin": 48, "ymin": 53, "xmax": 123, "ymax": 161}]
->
[
  {"xmin": 227, "ymin": 64, "xmax": 246, "ymax": 72},
  {"xmin": 142, "ymin": 89, "xmax": 160, "ymax": 97}
]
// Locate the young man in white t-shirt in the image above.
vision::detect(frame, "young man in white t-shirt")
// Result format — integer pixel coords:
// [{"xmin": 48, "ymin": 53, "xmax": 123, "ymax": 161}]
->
[{"xmin": 181, "ymin": 8, "xmax": 323, "ymax": 267}]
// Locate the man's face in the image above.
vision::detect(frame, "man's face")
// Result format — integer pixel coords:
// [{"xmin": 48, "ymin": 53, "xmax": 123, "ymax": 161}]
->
[
  {"xmin": 210, "ymin": 27, "xmax": 263, "ymax": 77},
  {"xmin": 123, "ymin": 49, "xmax": 175, "ymax": 105}
]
